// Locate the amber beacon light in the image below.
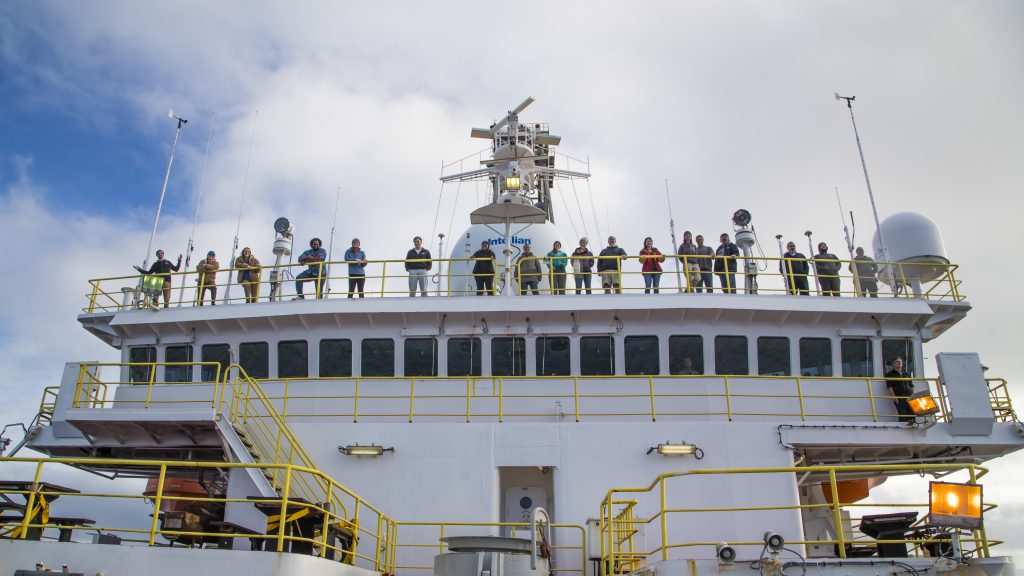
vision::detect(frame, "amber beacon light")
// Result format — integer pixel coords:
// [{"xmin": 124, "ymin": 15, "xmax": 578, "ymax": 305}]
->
[
  {"xmin": 929, "ymin": 481, "xmax": 983, "ymax": 529},
  {"xmin": 908, "ymin": 391, "xmax": 940, "ymax": 416}
]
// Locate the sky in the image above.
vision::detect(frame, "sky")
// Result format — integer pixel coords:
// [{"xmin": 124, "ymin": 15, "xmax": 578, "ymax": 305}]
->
[{"xmin": 1, "ymin": 0, "xmax": 1022, "ymax": 562}]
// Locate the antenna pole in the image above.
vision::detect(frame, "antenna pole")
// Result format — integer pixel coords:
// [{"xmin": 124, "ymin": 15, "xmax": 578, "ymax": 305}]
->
[
  {"xmin": 664, "ymin": 179, "xmax": 683, "ymax": 293},
  {"xmin": 326, "ymin": 185, "xmax": 342, "ymax": 295},
  {"xmin": 834, "ymin": 185, "xmax": 862, "ymax": 296},
  {"xmin": 224, "ymin": 110, "xmax": 258, "ymax": 303},
  {"xmin": 775, "ymin": 234, "xmax": 789, "ymax": 294},
  {"xmin": 179, "ymin": 112, "xmax": 214, "ymax": 306},
  {"xmin": 837, "ymin": 94, "xmax": 896, "ymax": 292},
  {"xmin": 805, "ymin": 230, "xmax": 822, "ymax": 295},
  {"xmin": 142, "ymin": 114, "xmax": 187, "ymax": 275},
  {"xmin": 435, "ymin": 233, "xmax": 446, "ymax": 296}
]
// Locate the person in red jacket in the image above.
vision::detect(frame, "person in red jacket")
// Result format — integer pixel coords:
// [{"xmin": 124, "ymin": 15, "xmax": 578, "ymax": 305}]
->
[{"xmin": 639, "ymin": 237, "xmax": 665, "ymax": 294}]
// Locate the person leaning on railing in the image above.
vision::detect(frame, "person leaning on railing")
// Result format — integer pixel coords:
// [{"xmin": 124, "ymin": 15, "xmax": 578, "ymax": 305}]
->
[
  {"xmin": 405, "ymin": 236, "xmax": 431, "ymax": 297},
  {"xmin": 639, "ymin": 237, "xmax": 665, "ymax": 294},
  {"xmin": 781, "ymin": 241, "xmax": 810, "ymax": 296},
  {"xmin": 235, "ymin": 247, "xmax": 261, "ymax": 304},
  {"xmin": 344, "ymin": 238, "xmax": 367, "ymax": 298},
  {"xmin": 545, "ymin": 241, "xmax": 568, "ymax": 295},
  {"xmin": 813, "ymin": 242, "xmax": 841, "ymax": 296},
  {"xmin": 676, "ymin": 231, "xmax": 700, "ymax": 293},
  {"xmin": 714, "ymin": 233, "xmax": 739, "ymax": 294},
  {"xmin": 133, "ymin": 249, "xmax": 182, "ymax": 308},
  {"xmin": 471, "ymin": 241, "xmax": 497, "ymax": 296},
  {"xmin": 598, "ymin": 236, "xmax": 626, "ymax": 294},
  {"xmin": 295, "ymin": 237, "xmax": 327, "ymax": 299},
  {"xmin": 515, "ymin": 243, "xmax": 542, "ymax": 295},
  {"xmin": 571, "ymin": 238, "xmax": 595, "ymax": 294},
  {"xmin": 851, "ymin": 247, "xmax": 879, "ymax": 297},
  {"xmin": 196, "ymin": 251, "xmax": 220, "ymax": 306}
]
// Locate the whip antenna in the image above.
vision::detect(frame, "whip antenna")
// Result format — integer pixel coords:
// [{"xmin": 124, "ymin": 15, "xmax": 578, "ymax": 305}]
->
[
  {"xmin": 834, "ymin": 185, "xmax": 862, "ymax": 295},
  {"xmin": 326, "ymin": 185, "xmax": 342, "ymax": 295},
  {"xmin": 224, "ymin": 110, "xmax": 259, "ymax": 303},
  {"xmin": 664, "ymin": 179, "xmax": 683, "ymax": 292},
  {"xmin": 179, "ymin": 112, "xmax": 215, "ymax": 305}
]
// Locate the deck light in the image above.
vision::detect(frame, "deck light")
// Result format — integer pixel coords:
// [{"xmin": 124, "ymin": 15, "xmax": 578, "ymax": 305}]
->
[
  {"xmin": 338, "ymin": 444, "xmax": 394, "ymax": 457},
  {"xmin": 716, "ymin": 542, "xmax": 737, "ymax": 564},
  {"xmin": 929, "ymin": 481, "xmax": 982, "ymax": 530},
  {"xmin": 908, "ymin": 391, "xmax": 940, "ymax": 417},
  {"xmin": 647, "ymin": 442, "xmax": 702, "ymax": 457},
  {"xmin": 763, "ymin": 531, "xmax": 785, "ymax": 552},
  {"xmin": 505, "ymin": 175, "xmax": 521, "ymax": 190}
]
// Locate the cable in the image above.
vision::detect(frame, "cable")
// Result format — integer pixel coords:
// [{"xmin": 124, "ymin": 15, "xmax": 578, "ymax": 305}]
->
[
  {"xmin": 779, "ymin": 547, "xmax": 807, "ymax": 576},
  {"xmin": 569, "ymin": 177, "xmax": 590, "ymax": 240}
]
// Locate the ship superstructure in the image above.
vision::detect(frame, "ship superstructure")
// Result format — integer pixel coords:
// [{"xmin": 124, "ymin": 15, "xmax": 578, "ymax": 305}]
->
[{"xmin": 1, "ymin": 100, "xmax": 1022, "ymax": 576}]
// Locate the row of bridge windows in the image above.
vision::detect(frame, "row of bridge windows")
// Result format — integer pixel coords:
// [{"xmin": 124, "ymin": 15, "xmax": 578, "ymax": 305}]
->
[{"xmin": 128, "ymin": 336, "xmax": 915, "ymax": 382}]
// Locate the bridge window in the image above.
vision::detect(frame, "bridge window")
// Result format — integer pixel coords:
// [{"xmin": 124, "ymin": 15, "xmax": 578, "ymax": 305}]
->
[
  {"xmin": 165, "ymin": 345, "xmax": 193, "ymax": 383},
  {"xmin": 841, "ymin": 339, "xmax": 874, "ymax": 377},
  {"xmin": 757, "ymin": 337, "xmax": 791, "ymax": 376},
  {"xmin": 799, "ymin": 338, "xmax": 833, "ymax": 377},
  {"xmin": 320, "ymin": 339, "xmax": 352, "ymax": 377},
  {"xmin": 625, "ymin": 336, "xmax": 659, "ymax": 375},
  {"xmin": 240, "ymin": 342, "xmax": 269, "ymax": 379},
  {"xmin": 715, "ymin": 336, "xmax": 749, "ymax": 375},
  {"xmin": 669, "ymin": 335, "xmax": 704, "ymax": 375},
  {"xmin": 536, "ymin": 336, "xmax": 570, "ymax": 376},
  {"xmin": 128, "ymin": 346, "xmax": 156, "ymax": 383},
  {"xmin": 278, "ymin": 340, "xmax": 308, "ymax": 378},
  {"xmin": 581, "ymin": 336, "xmax": 615, "ymax": 376},
  {"xmin": 361, "ymin": 339, "xmax": 394, "ymax": 377},
  {"xmin": 405, "ymin": 338, "xmax": 438, "ymax": 377},
  {"xmin": 882, "ymin": 339, "xmax": 916, "ymax": 376},
  {"xmin": 201, "ymin": 343, "xmax": 230, "ymax": 382},
  {"xmin": 448, "ymin": 338, "xmax": 482, "ymax": 377},
  {"xmin": 493, "ymin": 337, "xmax": 526, "ymax": 377}
]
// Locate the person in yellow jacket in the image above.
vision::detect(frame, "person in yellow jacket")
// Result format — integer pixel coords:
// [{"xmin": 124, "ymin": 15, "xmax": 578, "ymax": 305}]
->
[
  {"xmin": 197, "ymin": 251, "xmax": 220, "ymax": 306},
  {"xmin": 235, "ymin": 247, "xmax": 262, "ymax": 303}
]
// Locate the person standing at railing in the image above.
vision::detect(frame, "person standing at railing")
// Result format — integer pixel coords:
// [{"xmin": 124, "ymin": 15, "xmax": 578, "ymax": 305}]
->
[
  {"xmin": 235, "ymin": 247, "xmax": 262, "ymax": 304},
  {"xmin": 780, "ymin": 242, "xmax": 810, "ymax": 295},
  {"xmin": 295, "ymin": 238, "xmax": 327, "ymax": 299},
  {"xmin": 851, "ymin": 247, "xmax": 879, "ymax": 298},
  {"xmin": 885, "ymin": 356, "xmax": 915, "ymax": 424},
  {"xmin": 571, "ymin": 238, "xmax": 595, "ymax": 294},
  {"xmin": 196, "ymin": 251, "xmax": 220, "ymax": 306},
  {"xmin": 134, "ymin": 249, "xmax": 182, "ymax": 308},
  {"xmin": 693, "ymin": 235, "xmax": 715, "ymax": 293},
  {"xmin": 545, "ymin": 241, "xmax": 568, "ymax": 295},
  {"xmin": 714, "ymin": 233, "xmax": 739, "ymax": 294},
  {"xmin": 639, "ymin": 237, "xmax": 665, "ymax": 294},
  {"xmin": 813, "ymin": 242, "xmax": 841, "ymax": 296},
  {"xmin": 598, "ymin": 236, "xmax": 627, "ymax": 294},
  {"xmin": 344, "ymin": 238, "xmax": 367, "ymax": 298},
  {"xmin": 471, "ymin": 241, "xmax": 497, "ymax": 295},
  {"xmin": 405, "ymin": 236, "xmax": 432, "ymax": 297},
  {"xmin": 676, "ymin": 231, "xmax": 700, "ymax": 293},
  {"xmin": 515, "ymin": 243, "xmax": 542, "ymax": 295}
]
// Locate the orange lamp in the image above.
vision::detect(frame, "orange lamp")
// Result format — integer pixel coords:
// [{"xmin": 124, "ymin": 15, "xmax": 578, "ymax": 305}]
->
[
  {"xmin": 929, "ymin": 481, "xmax": 983, "ymax": 529},
  {"xmin": 908, "ymin": 391, "xmax": 940, "ymax": 416}
]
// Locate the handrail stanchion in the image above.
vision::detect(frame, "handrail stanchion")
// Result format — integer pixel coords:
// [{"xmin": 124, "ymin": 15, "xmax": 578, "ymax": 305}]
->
[
  {"xmin": 795, "ymin": 376, "xmax": 806, "ymax": 420},
  {"xmin": 867, "ymin": 378, "xmax": 878, "ymax": 421},
  {"xmin": 148, "ymin": 464, "xmax": 168, "ymax": 545},
  {"xmin": 829, "ymin": 468, "xmax": 846, "ymax": 558},
  {"xmin": 573, "ymin": 376, "xmax": 580, "ymax": 422},
  {"xmin": 724, "ymin": 376, "xmax": 733, "ymax": 421},
  {"xmin": 659, "ymin": 477, "xmax": 668, "ymax": 560},
  {"xmin": 380, "ymin": 261, "xmax": 387, "ymax": 298},
  {"xmin": 18, "ymin": 460, "xmax": 45, "ymax": 539},
  {"xmin": 144, "ymin": 362, "xmax": 157, "ymax": 408},
  {"xmin": 353, "ymin": 377, "xmax": 360, "ymax": 423},
  {"xmin": 499, "ymin": 377, "xmax": 504, "ymax": 422},
  {"xmin": 969, "ymin": 466, "xmax": 990, "ymax": 558},
  {"xmin": 409, "ymin": 378, "xmax": 416, "ymax": 423},
  {"xmin": 320, "ymin": 481, "xmax": 334, "ymax": 558},
  {"xmin": 466, "ymin": 377, "xmax": 472, "ymax": 423},
  {"xmin": 649, "ymin": 376, "xmax": 657, "ymax": 421},
  {"xmin": 277, "ymin": 466, "xmax": 294, "ymax": 552},
  {"xmin": 88, "ymin": 281, "xmax": 99, "ymax": 314}
]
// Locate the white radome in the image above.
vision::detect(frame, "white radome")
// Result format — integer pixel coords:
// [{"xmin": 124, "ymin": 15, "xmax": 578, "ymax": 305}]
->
[
  {"xmin": 873, "ymin": 211, "xmax": 949, "ymax": 284},
  {"xmin": 447, "ymin": 221, "xmax": 569, "ymax": 295}
]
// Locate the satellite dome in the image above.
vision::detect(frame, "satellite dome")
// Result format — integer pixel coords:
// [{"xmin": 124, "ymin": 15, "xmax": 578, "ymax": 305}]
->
[{"xmin": 872, "ymin": 212, "xmax": 948, "ymax": 284}]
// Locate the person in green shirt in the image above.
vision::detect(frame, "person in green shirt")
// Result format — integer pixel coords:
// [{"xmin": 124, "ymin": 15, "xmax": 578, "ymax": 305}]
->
[{"xmin": 545, "ymin": 241, "xmax": 569, "ymax": 295}]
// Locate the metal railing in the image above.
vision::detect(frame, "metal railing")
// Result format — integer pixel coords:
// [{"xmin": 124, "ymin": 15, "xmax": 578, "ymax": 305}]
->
[
  {"xmin": 0, "ymin": 455, "xmax": 396, "ymax": 571},
  {"xmin": 61, "ymin": 364, "xmax": 1017, "ymax": 426},
  {"xmin": 391, "ymin": 521, "xmax": 586, "ymax": 576},
  {"xmin": 82, "ymin": 254, "xmax": 964, "ymax": 312},
  {"xmin": 598, "ymin": 463, "xmax": 996, "ymax": 574}
]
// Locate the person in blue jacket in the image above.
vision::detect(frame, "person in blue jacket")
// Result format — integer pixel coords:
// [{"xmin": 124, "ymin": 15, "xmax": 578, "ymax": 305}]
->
[{"xmin": 344, "ymin": 238, "xmax": 367, "ymax": 298}]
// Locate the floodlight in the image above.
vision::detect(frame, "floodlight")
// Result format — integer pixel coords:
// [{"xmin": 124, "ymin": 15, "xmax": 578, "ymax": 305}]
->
[
  {"xmin": 338, "ymin": 444, "xmax": 394, "ymax": 457},
  {"xmin": 505, "ymin": 175, "xmax": 521, "ymax": 190},
  {"xmin": 763, "ymin": 531, "xmax": 784, "ymax": 552},
  {"xmin": 274, "ymin": 217, "xmax": 293, "ymax": 235},
  {"xmin": 732, "ymin": 209, "xmax": 751, "ymax": 227},
  {"xmin": 908, "ymin": 391, "xmax": 940, "ymax": 417},
  {"xmin": 716, "ymin": 542, "xmax": 737, "ymax": 564},
  {"xmin": 929, "ymin": 481, "xmax": 982, "ymax": 530},
  {"xmin": 647, "ymin": 442, "xmax": 701, "ymax": 456}
]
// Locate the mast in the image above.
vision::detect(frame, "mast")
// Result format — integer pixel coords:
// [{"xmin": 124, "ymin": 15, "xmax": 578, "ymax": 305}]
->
[{"xmin": 178, "ymin": 112, "xmax": 214, "ymax": 306}]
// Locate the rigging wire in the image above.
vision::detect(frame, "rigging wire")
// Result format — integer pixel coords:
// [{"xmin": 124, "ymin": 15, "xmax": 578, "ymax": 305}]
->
[
  {"xmin": 553, "ymin": 181, "xmax": 580, "ymax": 241},
  {"xmin": 224, "ymin": 110, "xmax": 258, "ymax": 302},
  {"xmin": 568, "ymin": 177, "xmax": 590, "ymax": 240},
  {"xmin": 178, "ymin": 111, "xmax": 215, "ymax": 306},
  {"xmin": 586, "ymin": 177, "xmax": 603, "ymax": 241}
]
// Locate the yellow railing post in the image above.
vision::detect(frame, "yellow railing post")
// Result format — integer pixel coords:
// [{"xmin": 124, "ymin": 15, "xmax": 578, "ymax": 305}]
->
[
  {"xmin": 19, "ymin": 461, "xmax": 45, "ymax": 539},
  {"xmin": 867, "ymin": 378, "xmax": 878, "ymax": 421},
  {"xmin": 649, "ymin": 376, "xmax": 657, "ymax": 421},
  {"xmin": 969, "ymin": 466, "xmax": 990, "ymax": 558},
  {"xmin": 498, "ymin": 376, "xmax": 504, "ymax": 422},
  {"xmin": 320, "ymin": 482, "xmax": 334, "ymax": 558},
  {"xmin": 277, "ymin": 466, "xmax": 294, "ymax": 552},
  {"xmin": 353, "ymin": 377, "xmax": 360, "ymax": 423},
  {"xmin": 88, "ymin": 281, "xmax": 100, "ymax": 314},
  {"xmin": 659, "ymin": 477, "xmax": 668, "ymax": 561},
  {"xmin": 148, "ymin": 464, "xmax": 167, "ymax": 545},
  {"xmin": 573, "ymin": 377, "xmax": 580, "ymax": 422},
  {"xmin": 829, "ymin": 468, "xmax": 846, "ymax": 558},
  {"xmin": 466, "ymin": 377, "xmax": 472, "ymax": 423},
  {"xmin": 374, "ymin": 514, "xmax": 383, "ymax": 570},
  {"xmin": 795, "ymin": 377, "xmax": 806, "ymax": 420},
  {"xmin": 380, "ymin": 261, "xmax": 387, "ymax": 298},
  {"xmin": 409, "ymin": 378, "xmax": 416, "ymax": 423},
  {"xmin": 723, "ymin": 376, "xmax": 733, "ymax": 421},
  {"xmin": 144, "ymin": 362, "xmax": 157, "ymax": 408}
]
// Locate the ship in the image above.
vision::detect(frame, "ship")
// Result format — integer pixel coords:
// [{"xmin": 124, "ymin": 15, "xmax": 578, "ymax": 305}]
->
[{"xmin": 1, "ymin": 98, "xmax": 1022, "ymax": 576}]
